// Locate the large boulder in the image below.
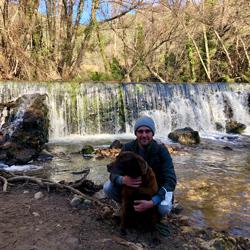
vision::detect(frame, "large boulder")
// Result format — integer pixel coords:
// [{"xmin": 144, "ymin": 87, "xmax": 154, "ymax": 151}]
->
[
  {"xmin": 168, "ymin": 127, "xmax": 200, "ymax": 145},
  {"xmin": 0, "ymin": 94, "xmax": 49, "ymax": 165},
  {"xmin": 226, "ymin": 120, "xmax": 246, "ymax": 134}
]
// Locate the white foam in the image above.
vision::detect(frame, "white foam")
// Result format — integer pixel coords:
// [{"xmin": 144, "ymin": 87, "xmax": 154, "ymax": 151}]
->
[{"xmin": 3, "ymin": 164, "xmax": 43, "ymax": 172}]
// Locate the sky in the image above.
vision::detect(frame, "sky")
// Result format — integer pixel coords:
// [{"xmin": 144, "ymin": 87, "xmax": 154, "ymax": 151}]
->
[{"xmin": 38, "ymin": 0, "xmax": 111, "ymax": 24}]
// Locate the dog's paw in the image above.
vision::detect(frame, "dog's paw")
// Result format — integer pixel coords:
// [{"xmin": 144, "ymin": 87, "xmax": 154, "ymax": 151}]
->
[
  {"xmin": 151, "ymin": 230, "xmax": 161, "ymax": 247},
  {"xmin": 151, "ymin": 237, "xmax": 161, "ymax": 246}
]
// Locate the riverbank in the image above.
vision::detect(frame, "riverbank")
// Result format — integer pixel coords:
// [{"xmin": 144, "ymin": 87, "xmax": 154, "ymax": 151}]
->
[{"xmin": 0, "ymin": 184, "xmax": 249, "ymax": 250}]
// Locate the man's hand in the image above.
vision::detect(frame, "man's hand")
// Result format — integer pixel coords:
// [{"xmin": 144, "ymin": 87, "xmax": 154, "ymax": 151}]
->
[
  {"xmin": 123, "ymin": 176, "xmax": 142, "ymax": 187},
  {"xmin": 133, "ymin": 200, "xmax": 154, "ymax": 212}
]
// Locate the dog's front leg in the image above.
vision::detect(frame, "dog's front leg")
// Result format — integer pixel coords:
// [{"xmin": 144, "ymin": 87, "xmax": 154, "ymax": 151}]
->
[{"xmin": 120, "ymin": 197, "xmax": 128, "ymax": 235}]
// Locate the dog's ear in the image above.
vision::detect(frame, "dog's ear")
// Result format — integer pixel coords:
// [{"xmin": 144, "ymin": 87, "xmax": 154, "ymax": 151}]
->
[{"xmin": 138, "ymin": 158, "xmax": 148, "ymax": 175}]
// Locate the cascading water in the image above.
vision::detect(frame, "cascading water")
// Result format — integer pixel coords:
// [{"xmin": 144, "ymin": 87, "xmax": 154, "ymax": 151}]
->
[{"xmin": 0, "ymin": 81, "xmax": 249, "ymax": 140}]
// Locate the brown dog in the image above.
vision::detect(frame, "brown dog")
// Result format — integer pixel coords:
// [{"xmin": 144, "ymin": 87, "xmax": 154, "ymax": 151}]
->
[{"xmin": 107, "ymin": 151, "xmax": 159, "ymax": 236}]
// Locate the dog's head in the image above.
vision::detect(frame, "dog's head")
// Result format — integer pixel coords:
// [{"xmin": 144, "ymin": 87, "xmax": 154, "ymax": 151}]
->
[{"xmin": 107, "ymin": 151, "xmax": 148, "ymax": 178}]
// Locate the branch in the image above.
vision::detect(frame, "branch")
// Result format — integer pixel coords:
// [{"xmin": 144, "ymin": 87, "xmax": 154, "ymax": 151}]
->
[
  {"xmin": 0, "ymin": 176, "xmax": 8, "ymax": 192},
  {"xmin": 145, "ymin": 64, "xmax": 165, "ymax": 83},
  {"xmin": 99, "ymin": 1, "xmax": 144, "ymax": 24},
  {"xmin": 7, "ymin": 175, "xmax": 106, "ymax": 208},
  {"xmin": 214, "ymin": 29, "xmax": 234, "ymax": 70}
]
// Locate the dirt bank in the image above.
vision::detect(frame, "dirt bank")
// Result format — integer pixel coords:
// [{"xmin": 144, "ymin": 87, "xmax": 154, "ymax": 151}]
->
[{"xmin": 0, "ymin": 184, "xmax": 249, "ymax": 250}]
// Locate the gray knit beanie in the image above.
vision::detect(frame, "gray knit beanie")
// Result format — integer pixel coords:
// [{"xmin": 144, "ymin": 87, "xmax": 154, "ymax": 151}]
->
[{"xmin": 134, "ymin": 116, "xmax": 156, "ymax": 135}]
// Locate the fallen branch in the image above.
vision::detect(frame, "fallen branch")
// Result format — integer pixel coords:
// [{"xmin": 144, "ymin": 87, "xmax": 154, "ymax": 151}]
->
[
  {"xmin": 5, "ymin": 173, "xmax": 109, "ymax": 209},
  {"xmin": 0, "ymin": 176, "xmax": 8, "ymax": 192},
  {"xmin": 8, "ymin": 176, "xmax": 45, "ymax": 187}
]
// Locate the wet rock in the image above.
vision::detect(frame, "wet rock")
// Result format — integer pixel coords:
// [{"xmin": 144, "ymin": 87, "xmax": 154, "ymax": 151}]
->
[
  {"xmin": 81, "ymin": 145, "xmax": 95, "ymax": 155},
  {"xmin": 0, "ymin": 94, "xmax": 49, "ymax": 166},
  {"xmin": 168, "ymin": 127, "xmax": 200, "ymax": 145},
  {"xmin": 226, "ymin": 120, "xmax": 246, "ymax": 134},
  {"xmin": 37, "ymin": 149, "xmax": 53, "ymax": 161},
  {"xmin": 215, "ymin": 122, "xmax": 224, "ymax": 131},
  {"xmin": 110, "ymin": 140, "xmax": 123, "ymax": 149},
  {"xmin": 95, "ymin": 148, "xmax": 121, "ymax": 158},
  {"xmin": 178, "ymin": 215, "xmax": 190, "ymax": 226},
  {"xmin": 223, "ymin": 146, "xmax": 233, "ymax": 150},
  {"xmin": 171, "ymin": 202, "xmax": 183, "ymax": 214}
]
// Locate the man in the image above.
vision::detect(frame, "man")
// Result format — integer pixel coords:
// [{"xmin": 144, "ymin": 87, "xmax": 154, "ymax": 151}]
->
[{"xmin": 103, "ymin": 116, "xmax": 177, "ymax": 217}]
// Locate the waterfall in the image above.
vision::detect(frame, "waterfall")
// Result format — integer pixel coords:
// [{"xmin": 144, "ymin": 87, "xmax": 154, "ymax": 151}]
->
[{"xmin": 0, "ymin": 81, "xmax": 249, "ymax": 140}]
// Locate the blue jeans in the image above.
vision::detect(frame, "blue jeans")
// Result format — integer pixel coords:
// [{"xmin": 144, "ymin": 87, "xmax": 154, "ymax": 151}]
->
[{"xmin": 103, "ymin": 180, "xmax": 172, "ymax": 217}]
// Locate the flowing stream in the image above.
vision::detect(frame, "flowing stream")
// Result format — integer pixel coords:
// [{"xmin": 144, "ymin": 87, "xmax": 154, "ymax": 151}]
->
[{"xmin": 0, "ymin": 81, "xmax": 250, "ymax": 238}]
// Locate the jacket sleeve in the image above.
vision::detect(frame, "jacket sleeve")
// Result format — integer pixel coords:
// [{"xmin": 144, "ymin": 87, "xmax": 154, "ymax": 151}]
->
[{"xmin": 153, "ymin": 145, "xmax": 177, "ymax": 204}]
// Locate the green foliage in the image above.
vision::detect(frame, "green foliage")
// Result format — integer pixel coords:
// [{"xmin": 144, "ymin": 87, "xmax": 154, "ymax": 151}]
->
[
  {"xmin": 90, "ymin": 72, "xmax": 112, "ymax": 81},
  {"xmin": 217, "ymin": 75, "xmax": 234, "ymax": 83},
  {"xmin": 165, "ymin": 53, "xmax": 176, "ymax": 69},
  {"xmin": 241, "ymin": 68, "xmax": 250, "ymax": 82},
  {"xmin": 186, "ymin": 40, "xmax": 196, "ymax": 82},
  {"xmin": 110, "ymin": 57, "xmax": 125, "ymax": 80}
]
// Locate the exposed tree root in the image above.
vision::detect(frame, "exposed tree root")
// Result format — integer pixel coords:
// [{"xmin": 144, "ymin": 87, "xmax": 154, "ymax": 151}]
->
[
  {"xmin": 0, "ymin": 176, "xmax": 8, "ymax": 192},
  {"xmin": 0, "ymin": 170, "xmax": 113, "ymax": 212}
]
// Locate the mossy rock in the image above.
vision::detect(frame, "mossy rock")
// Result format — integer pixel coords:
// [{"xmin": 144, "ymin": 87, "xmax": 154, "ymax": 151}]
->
[
  {"xmin": 81, "ymin": 145, "xmax": 95, "ymax": 155},
  {"xmin": 168, "ymin": 127, "xmax": 200, "ymax": 145},
  {"xmin": 215, "ymin": 122, "xmax": 224, "ymax": 131},
  {"xmin": 226, "ymin": 120, "xmax": 246, "ymax": 134}
]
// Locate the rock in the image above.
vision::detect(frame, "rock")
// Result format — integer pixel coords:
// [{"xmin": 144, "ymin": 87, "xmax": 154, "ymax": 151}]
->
[
  {"xmin": 32, "ymin": 212, "xmax": 40, "ymax": 217},
  {"xmin": 101, "ymin": 206, "xmax": 113, "ymax": 219},
  {"xmin": 178, "ymin": 215, "xmax": 190, "ymax": 226},
  {"xmin": 110, "ymin": 140, "xmax": 123, "ymax": 149},
  {"xmin": 215, "ymin": 122, "xmax": 224, "ymax": 131},
  {"xmin": 83, "ymin": 199, "xmax": 92, "ymax": 205},
  {"xmin": 37, "ymin": 149, "xmax": 53, "ymax": 161},
  {"xmin": 226, "ymin": 120, "xmax": 246, "ymax": 134},
  {"xmin": 180, "ymin": 226, "xmax": 193, "ymax": 234},
  {"xmin": 81, "ymin": 145, "xmax": 95, "ymax": 155},
  {"xmin": 34, "ymin": 191, "xmax": 44, "ymax": 200},
  {"xmin": 93, "ymin": 189, "xmax": 106, "ymax": 200},
  {"xmin": 70, "ymin": 196, "xmax": 83, "ymax": 207},
  {"xmin": 171, "ymin": 203, "xmax": 183, "ymax": 214},
  {"xmin": 95, "ymin": 148, "xmax": 121, "ymax": 158},
  {"xmin": 223, "ymin": 146, "xmax": 233, "ymax": 150},
  {"xmin": 168, "ymin": 127, "xmax": 200, "ymax": 145},
  {"xmin": 0, "ymin": 94, "xmax": 49, "ymax": 166},
  {"xmin": 212, "ymin": 238, "xmax": 235, "ymax": 250}
]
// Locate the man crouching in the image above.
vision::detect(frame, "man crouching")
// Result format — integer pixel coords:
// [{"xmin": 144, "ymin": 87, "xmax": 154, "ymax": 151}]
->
[{"xmin": 104, "ymin": 116, "xmax": 177, "ymax": 240}]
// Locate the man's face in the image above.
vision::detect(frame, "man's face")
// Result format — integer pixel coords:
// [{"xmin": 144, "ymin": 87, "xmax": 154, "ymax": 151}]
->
[{"xmin": 135, "ymin": 126, "xmax": 153, "ymax": 147}]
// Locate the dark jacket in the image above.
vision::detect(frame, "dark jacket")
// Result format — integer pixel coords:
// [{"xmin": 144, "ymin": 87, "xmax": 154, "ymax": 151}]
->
[{"xmin": 110, "ymin": 139, "xmax": 177, "ymax": 204}]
